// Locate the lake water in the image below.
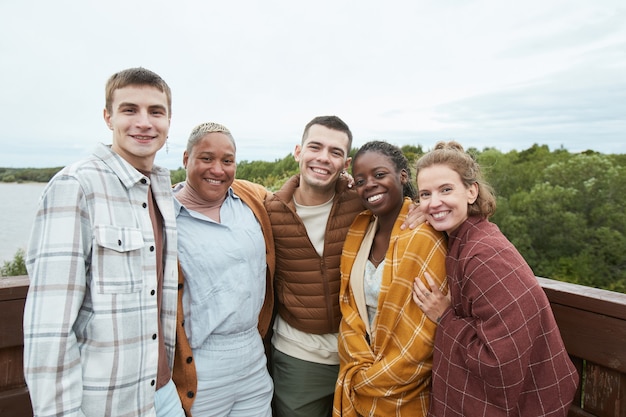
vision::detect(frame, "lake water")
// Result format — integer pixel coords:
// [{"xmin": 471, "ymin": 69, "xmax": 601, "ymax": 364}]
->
[{"xmin": 0, "ymin": 182, "xmax": 47, "ymax": 264}]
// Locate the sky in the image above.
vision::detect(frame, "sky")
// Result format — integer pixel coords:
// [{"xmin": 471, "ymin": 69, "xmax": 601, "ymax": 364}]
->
[{"xmin": 1, "ymin": 0, "xmax": 625, "ymax": 170}]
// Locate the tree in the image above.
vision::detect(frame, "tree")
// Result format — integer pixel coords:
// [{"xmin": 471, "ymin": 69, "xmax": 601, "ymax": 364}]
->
[
  {"xmin": 1, "ymin": 248, "xmax": 27, "ymax": 277},
  {"xmin": 492, "ymin": 151, "xmax": 626, "ymax": 292},
  {"xmin": 170, "ymin": 167, "xmax": 186, "ymax": 184}
]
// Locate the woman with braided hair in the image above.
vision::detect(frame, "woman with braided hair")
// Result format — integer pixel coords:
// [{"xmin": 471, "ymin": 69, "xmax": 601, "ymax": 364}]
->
[{"xmin": 333, "ymin": 140, "xmax": 447, "ymax": 417}]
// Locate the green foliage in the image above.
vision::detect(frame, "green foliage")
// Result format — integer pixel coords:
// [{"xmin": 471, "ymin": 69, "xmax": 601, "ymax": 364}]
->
[
  {"xmin": 236, "ymin": 154, "xmax": 299, "ymax": 191},
  {"xmin": 0, "ymin": 167, "xmax": 63, "ymax": 183},
  {"xmin": 487, "ymin": 148, "xmax": 626, "ymax": 293},
  {"xmin": 401, "ymin": 144, "xmax": 424, "ymax": 166},
  {"xmin": 170, "ymin": 167, "xmax": 186, "ymax": 185},
  {"xmin": 1, "ymin": 248, "xmax": 27, "ymax": 277}
]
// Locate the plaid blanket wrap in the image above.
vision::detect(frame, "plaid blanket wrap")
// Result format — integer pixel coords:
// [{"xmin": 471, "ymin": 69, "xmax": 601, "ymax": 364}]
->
[{"xmin": 333, "ymin": 199, "xmax": 447, "ymax": 417}]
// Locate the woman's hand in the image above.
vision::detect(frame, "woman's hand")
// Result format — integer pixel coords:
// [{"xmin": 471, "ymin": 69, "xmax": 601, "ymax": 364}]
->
[{"xmin": 412, "ymin": 272, "xmax": 451, "ymax": 324}]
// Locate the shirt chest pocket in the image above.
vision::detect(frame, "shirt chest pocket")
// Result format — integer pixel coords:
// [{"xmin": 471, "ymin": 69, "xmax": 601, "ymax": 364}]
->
[{"xmin": 93, "ymin": 225, "xmax": 145, "ymax": 294}]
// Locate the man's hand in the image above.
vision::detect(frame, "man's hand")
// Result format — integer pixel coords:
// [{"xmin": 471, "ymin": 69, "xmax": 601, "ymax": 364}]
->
[
  {"xmin": 401, "ymin": 201, "xmax": 425, "ymax": 230},
  {"xmin": 341, "ymin": 170, "xmax": 355, "ymax": 188}
]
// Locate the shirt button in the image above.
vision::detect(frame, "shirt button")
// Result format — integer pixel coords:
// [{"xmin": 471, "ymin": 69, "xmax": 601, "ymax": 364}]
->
[
  {"xmin": 141, "ymin": 178, "xmax": 148, "ymax": 184},
  {"xmin": 150, "ymin": 246, "xmax": 155, "ymax": 252},
  {"xmin": 151, "ymin": 379, "xmax": 155, "ymax": 386},
  {"xmin": 186, "ymin": 356, "xmax": 193, "ymax": 364},
  {"xmin": 150, "ymin": 289, "xmax": 155, "ymax": 296},
  {"xmin": 142, "ymin": 202, "xmax": 147, "ymax": 208},
  {"xmin": 117, "ymin": 240, "xmax": 122, "ymax": 246},
  {"xmin": 187, "ymin": 391, "xmax": 194, "ymax": 398},
  {"xmin": 152, "ymin": 334, "xmax": 157, "ymax": 340}
]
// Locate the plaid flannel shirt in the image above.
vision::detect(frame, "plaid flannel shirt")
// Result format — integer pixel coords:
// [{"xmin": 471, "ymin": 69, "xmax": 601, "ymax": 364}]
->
[{"xmin": 23, "ymin": 144, "xmax": 178, "ymax": 417}]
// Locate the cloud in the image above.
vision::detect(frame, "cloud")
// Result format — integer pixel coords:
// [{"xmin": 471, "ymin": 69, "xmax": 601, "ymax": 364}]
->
[{"xmin": 0, "ymin": 0, "xmax": 624, "ymax": 168}]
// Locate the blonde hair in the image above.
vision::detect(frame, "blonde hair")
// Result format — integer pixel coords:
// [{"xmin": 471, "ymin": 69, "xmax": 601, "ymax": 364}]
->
[
  {"xmin": 186, "ymin": 122, "xmax": 236, "ymax": 154},
  {"xmin": 416, "ymin": 141, "xmax": 497, "ymax": 218}
]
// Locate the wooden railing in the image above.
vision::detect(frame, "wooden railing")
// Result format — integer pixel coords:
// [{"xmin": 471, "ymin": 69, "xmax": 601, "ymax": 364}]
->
[
  {"xmin": 537, "ymin": 277, "xmax": 626, "ymax": 417},
  {"xmin": 2, "ymin": 275, "xmax": 625, "ymax": 417},
  {"xmin": 0, "ymin": 275, "xmax": 31, "ymax": 417}
]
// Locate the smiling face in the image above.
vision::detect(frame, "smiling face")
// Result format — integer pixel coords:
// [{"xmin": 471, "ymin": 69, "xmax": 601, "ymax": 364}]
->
[
  {"xmin": 103, "ymin": 85, "xmax": 170, "ymax": 171},
  {"xmin": 417, "ymin": 163, "xmax": 478, "ymax": 233},
  {"xmin": 183, "ymin": 132, "xmax": 236, "ymax": 204},
  {"xmin": 294, "ymin": 124, "xmax": 351, "ymax": 197},
  {"xmin": 352, "ymin": 150, "xmax": 407, "ymax": 219}
]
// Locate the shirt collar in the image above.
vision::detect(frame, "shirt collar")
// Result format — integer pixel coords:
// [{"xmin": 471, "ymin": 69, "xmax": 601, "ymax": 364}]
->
[{"xmin": 94, "ymin": 143, "xmax": 168, "ymax": 189}]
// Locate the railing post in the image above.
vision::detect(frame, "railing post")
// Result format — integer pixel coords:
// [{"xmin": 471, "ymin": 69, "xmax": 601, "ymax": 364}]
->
[{"xmin": 0, "ymin": 275, "xmax": 33, "ymax": 417}]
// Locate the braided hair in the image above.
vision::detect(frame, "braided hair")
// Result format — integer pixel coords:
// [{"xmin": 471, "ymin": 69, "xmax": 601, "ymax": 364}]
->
[{"xmin": 352, "ymin": 140, "xmax": 417, "ymax": 200}]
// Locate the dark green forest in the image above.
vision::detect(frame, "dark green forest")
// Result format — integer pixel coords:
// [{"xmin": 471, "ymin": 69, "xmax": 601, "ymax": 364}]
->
[
  {"xmin": 3, "ymin": 144, "xmax": 625, "ymax": 293},
  {"xmin": 0, "ymin": 167, "xmax": 64, "ymax": 183}
]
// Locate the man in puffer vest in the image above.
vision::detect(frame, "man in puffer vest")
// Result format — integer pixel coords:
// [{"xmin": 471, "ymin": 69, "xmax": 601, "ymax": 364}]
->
[{"xmin": 265, "ymin": 115, "xmax": 360, "ymax": 417}]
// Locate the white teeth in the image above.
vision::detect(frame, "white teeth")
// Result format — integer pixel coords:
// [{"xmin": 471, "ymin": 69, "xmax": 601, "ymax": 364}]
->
[
  {"xmin": 433, "ymin": 212, "xmax": 448, "ymax": 219},
  {"xmin": 312, "ymin": 168, "xmax": 329, "ymax": 175},
  {"xmin": 205, "ymin": 179, "xmax": 221, "ymax": 184},
  {"xmin": 368, "ymin": 194, "xmax": 383, "ymax": 203}
]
